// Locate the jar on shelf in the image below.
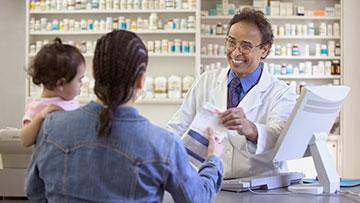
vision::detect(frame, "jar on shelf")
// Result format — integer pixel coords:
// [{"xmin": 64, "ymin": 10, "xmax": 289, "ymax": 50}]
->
[
  {"xmin": 174, "ymin": 39, "xmax": 181, "ymax": 53},
  {"xmin": 181, "ymin": 41, "xmax": 189, "ymax": 53},
  {"xmin": 182, "ymin": 75, "xmax": 195, "ymax": 98},
  {"xmin": 144, "ymin": 77, "xmax": 155, "ymax": 99},
  {"xmin": 149, "ymin": 13, "xmax": 158, "ymax": 30},
  {"xmin": 331, "ymin": 60, "xmax": 341, "ymax": 75},
  {"xmin": 189, "ymin": 41, "xmax": 195, "ymax": 53},
  {"xmin": 216, "ymin": 23, "xmax": 223, "ymax": 35},
  {"xmin": 106, "ymin": 0, "xmax": 112, "ymax": 10},
  {"xmin": 327, "ymin": 24, "xmax": 333, "ymax": 36},
  {"xmin": 286, "ymin": 44, "xmax": 292, "ymax": 56},
  {"xmin": 148, "ymin": 0, "xmax": 155, "ymax": 9},
  {"xmin": 113, "ymin": 0, "xmax": 120, "ymax": 9},
  {"xmin": 142, "ymin": 0, "xmax": 148, "ymax": 9},
  {"xmin": 333, "ymin": 22, "xmax": 340, "ymax": 37},
  {"xmin": 292, "ymin": 44, "xmax": 300, "ymax": 56},
  {"xmin": 92, "ymin": 0, "xmax": 99, "ymax": 9},
  {"xmin": 307, "ymin": 22, "xmax": 315, "ymax": 36},
  {"xmin": 133, "ymin": 0, "xmax": 140, "ymax": 9},
  {"xmin": 161, "ymin": 39, "xmax": 168, "ymax": 53},
  {"xmin": 315, "ymin": 44, "xmax": 321, "ymax": 56},
  {"xmin": 321, "ymin": 44, "xmax": 328, "ymax": 56},
  {"xmin": 318, "ymin": 61, "xmax": 325, "ymax": 76},
  {"xmin": 281, "ymin": 64, "xmax": 287, "ymax": 75},
  {"xmin": 168, "ymin": 75, "xmax": 182, "ymax": 99},
  {"xmin": 328, "ymin": 40, "xmax": 335, "ymax": 57},
  {"xmin": 335, "ymin": 43, "xmax": 341, "ymax": 56},
  {"xmin": 154, "ymin": 76, "xmax": 167, "ymax": 98},
  {"xmin": 325, "ymin": 61, "xmax": 332, "ymax": 75},
  {"xmin": 154, "ymin": 40, "xmax": 161, "ymax": 53},
  {"xmin": 120, "ymin": 0, "xmax": 127, "ymax": 9},
  {"xmin": 319, "ymin": 22, "xmax": 327, "ymax": 36},
  {"xmin": 187, "ymin": 16, "xmax": 195, "ymax": 30},
  {"xmin": 305, "ymin": 61, "xmax": 312, "ymax": 76},
  {"xmin": 147, "ymin": 41, "xmax": 154, "ymax": 53}
]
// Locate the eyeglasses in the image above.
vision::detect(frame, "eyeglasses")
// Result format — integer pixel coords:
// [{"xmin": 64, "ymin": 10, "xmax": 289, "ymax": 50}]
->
[{"xmin": 225, "ymin": 36, "xmax": 267, "ymax": 55}]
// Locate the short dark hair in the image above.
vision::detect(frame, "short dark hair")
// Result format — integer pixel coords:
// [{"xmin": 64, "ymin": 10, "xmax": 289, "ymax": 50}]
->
[
  {"xmin": 227, "ymin": 8, "xmax": 273, "ymax": 58},
  {"xmin": 28, "ymin": 38, "xmax": 85, "ymax": 90},
  {"xmin": 93, "ymin": 30, "xmax": 148, "ymax": 137}
]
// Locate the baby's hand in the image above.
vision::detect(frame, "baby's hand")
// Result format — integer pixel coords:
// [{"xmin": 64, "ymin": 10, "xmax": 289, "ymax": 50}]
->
[{"xmin": 39, "ymin": 104, "xmax": 64, "ymax": 119}]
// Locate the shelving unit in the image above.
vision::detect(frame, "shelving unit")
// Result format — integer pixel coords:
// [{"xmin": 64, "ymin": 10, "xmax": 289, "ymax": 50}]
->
[{"xmin": 25, "ymin": 0, "xmax": 201, "ymax": 126}]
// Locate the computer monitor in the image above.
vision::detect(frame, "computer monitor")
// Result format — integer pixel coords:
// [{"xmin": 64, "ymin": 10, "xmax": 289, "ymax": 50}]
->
[{"xmin": 270, "ymin": 85, "xmax": 350, "ymax": 193}]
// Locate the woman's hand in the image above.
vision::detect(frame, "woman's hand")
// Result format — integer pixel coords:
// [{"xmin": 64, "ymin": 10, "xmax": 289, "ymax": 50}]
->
[{"xmin": 206, "ymin": 128, "xmax": 224, "ymax": 158}]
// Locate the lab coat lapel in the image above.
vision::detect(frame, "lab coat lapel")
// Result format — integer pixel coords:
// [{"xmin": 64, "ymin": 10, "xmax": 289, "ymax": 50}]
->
[
  {"xmin": 238, "ymin": 68, "xmax": 272, "ymax": 114},
  {"xmin": 209, "ymin": 68, "xmax": 228, "ymax": 111}
]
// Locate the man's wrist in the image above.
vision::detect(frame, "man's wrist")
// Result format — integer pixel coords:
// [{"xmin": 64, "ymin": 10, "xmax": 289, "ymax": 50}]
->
[{"xmin": 246, "ymin": 122, "xmax": 258, "ymax": 143}]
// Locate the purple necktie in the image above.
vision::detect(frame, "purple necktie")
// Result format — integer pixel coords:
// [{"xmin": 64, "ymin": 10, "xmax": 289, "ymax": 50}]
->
[{"xmin": 227, "ymin": 78, "xmax": 242, "ymax": 109}]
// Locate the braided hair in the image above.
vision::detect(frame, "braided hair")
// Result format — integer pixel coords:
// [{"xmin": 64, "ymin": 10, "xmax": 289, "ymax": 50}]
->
[{"xmin": 93, "ymin": 30, "xmax": 148, "ymax": 137}]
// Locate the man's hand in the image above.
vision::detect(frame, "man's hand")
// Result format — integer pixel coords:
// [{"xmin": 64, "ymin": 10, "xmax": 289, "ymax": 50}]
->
[{"xmin": 219, "ymin": 107, "xmax": 258, "ymax": 142}]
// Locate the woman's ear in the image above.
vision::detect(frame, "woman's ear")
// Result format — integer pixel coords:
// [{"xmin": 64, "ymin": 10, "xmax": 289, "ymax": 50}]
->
[
  {"xmin": 135, "ymin": 72, "xmax": 145, "ymax": 89},
  {"xmin": 55, "ymin": 78, "xmax": 66, "ymax": 91}
]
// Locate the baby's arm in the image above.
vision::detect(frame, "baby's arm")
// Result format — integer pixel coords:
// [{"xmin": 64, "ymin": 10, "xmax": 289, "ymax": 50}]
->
[{"xmin": 20, "ymin": 104, "xmax": 63, "ymax": 147}]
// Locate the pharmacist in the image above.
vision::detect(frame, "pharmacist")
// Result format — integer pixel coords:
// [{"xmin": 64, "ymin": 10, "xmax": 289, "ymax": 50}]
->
[{"xmin": 167, "ymin": 8, "xmax": 297, "ymax": 178}]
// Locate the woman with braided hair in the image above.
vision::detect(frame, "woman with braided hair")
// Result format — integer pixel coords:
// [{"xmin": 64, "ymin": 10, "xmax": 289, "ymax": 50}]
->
[{"xmin": 25, "ymin": 30, "xmax": 224, "ymax": 202}]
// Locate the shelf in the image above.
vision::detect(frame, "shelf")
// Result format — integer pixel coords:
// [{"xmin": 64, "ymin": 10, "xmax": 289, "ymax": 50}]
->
[
  {"xmin": 201, "ymin": 15, "xmax": 341, "ymax": 20},
  {"xmin": 275, "ymin": 36, "xmax": 341, "ymax": 40},
  {"xmin": 29, "ymin": 9, "xmax": 197, "ymax": 14},
  {"xmin": 29, "ymin": 30, "xmax": 196, "ymax": 35},
  {"xmin": 136, "ymin": 98, "xmax": 184, "ymax": 104},
  {"xmin": 201, "ymin": 35, "xmax": 226, "ymax": 39},
  {"xmin": 149, "ymin": 53, "xmax": 196, "ymax": 57},
  {"xmin": 275, "ymin": 75, "xmax": 341, "ymax": 80},
  {"xmin": 201, "ymin": 55, "xmax": 226, "ymax": 59},
  {"xmin": 201, "ymin": 55, "xmax": 341, "ymax": 60},
  {"xmin": 78, "ymin": 97, "xmax": 183, "ymax": 105},
  {"xmin": 267, "ymin": 56, "xmax": 341, "ymax": 60},
  {"xmin": 29, "ymin": 53, "xmax": 196, "ymax": 57},
  {"xmin": 268, "ymin": 16, "xmax": 341, "ymax": 20},
  {"xmin": 201, "ymin": 35, "xmax": 341, "ymax": 40}
]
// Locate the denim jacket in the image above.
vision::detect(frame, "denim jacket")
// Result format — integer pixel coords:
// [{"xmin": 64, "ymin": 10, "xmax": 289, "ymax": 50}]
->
[{"xmin": 25, "ymin": 101, "xmax": 224, "ymax": 203}]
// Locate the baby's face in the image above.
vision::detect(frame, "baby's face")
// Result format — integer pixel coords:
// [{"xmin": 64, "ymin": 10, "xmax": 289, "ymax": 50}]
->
[{"xmin": 60, "ymin": 63, "xmax": 86, "ymax": 101}]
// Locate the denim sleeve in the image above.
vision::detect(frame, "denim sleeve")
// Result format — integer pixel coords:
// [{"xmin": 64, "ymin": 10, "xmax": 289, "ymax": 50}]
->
[
  {"xmin": 165, "ymin": 137, "xmax": 224, "ymax": 203},
  {"xmin": 24, "ymin": 116, "xmax": 49, "ymax": 203}
]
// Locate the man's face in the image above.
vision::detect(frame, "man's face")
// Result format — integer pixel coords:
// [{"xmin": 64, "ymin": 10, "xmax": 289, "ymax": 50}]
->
[{"xmin": 226, "ymin": 21, "xmax": 269, "ymax": 77}]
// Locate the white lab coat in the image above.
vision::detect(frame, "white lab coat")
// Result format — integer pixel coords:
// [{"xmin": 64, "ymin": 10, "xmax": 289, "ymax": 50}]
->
[{"xmin": 167, "ymin": 66, "xmax": 297, "ymax": 178}]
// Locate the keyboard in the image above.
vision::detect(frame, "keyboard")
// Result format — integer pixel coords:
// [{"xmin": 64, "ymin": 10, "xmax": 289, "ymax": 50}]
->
[{"xmin": 222, "ymin": 172, "xmax": 305, "ymax": 192}]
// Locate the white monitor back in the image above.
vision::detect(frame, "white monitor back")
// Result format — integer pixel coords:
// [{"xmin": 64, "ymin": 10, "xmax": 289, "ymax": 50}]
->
[{"xmin": 272, "ymin": 86, "xmax": 350, "ymax": 163}]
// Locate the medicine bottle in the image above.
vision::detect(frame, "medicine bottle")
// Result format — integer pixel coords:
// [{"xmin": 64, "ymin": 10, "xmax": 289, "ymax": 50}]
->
[{"xmin": 168, "ymin": 75, "xmax": 182, "ymax": 99}]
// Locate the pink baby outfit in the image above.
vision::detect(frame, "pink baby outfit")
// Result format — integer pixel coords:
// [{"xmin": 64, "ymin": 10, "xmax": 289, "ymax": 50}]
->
[{"xmin": 23, "ymin": 97, "xmax": 80, "ymax": 124}]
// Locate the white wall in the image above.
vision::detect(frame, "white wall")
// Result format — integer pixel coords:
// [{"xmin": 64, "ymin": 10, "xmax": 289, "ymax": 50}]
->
[
  {"xmin": 342, "ymin": 0, "xmax": 360, "ymax": 178},
  {"xmin": 0, "ymin": 0, "xmax": 25, "ymax": 128}
]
